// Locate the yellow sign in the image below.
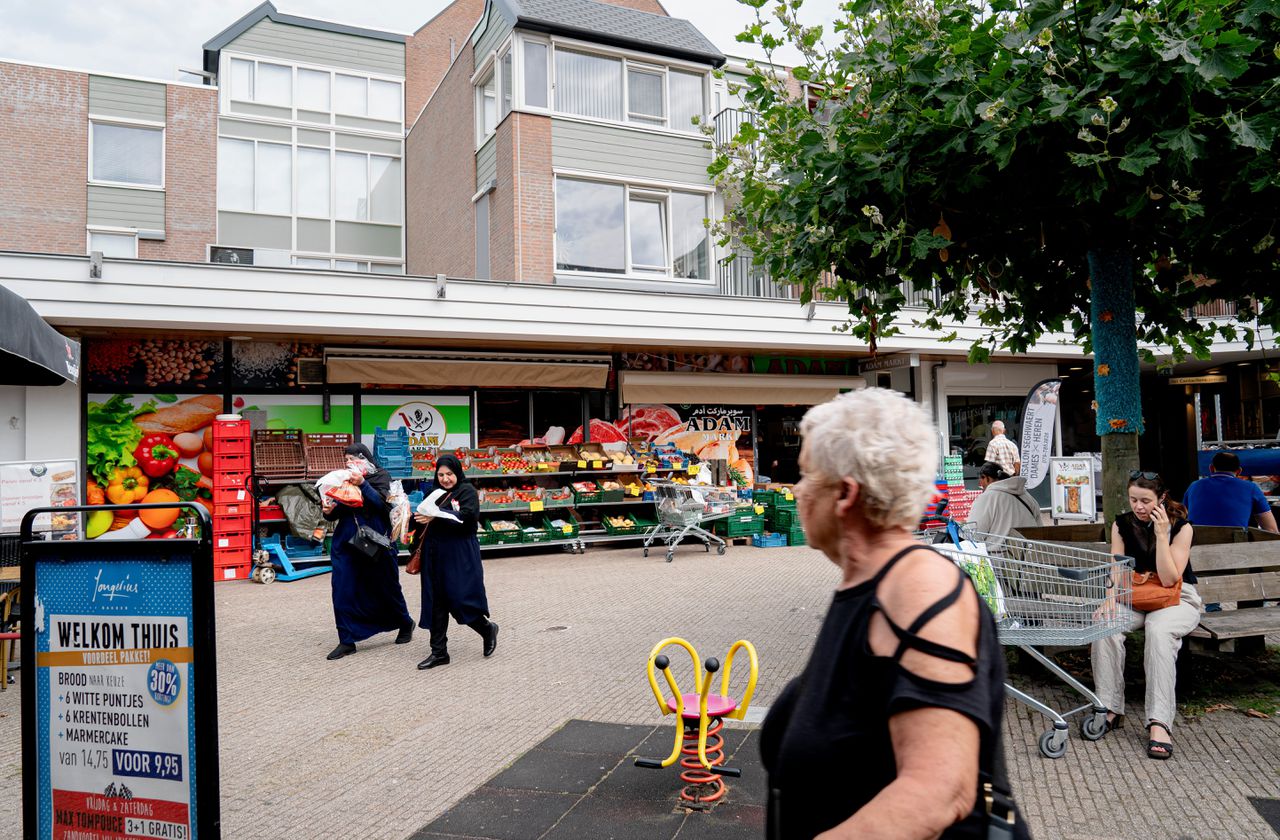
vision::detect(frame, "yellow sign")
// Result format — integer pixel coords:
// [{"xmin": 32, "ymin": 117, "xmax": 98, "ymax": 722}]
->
[
  {"xmin": 628, "ymin": 485, "xmax": 641, "ymax": 496},
  {"xmin": 592, "ymin": 460, "xmax": 603, "ymax": 469},
  {"xmin": 753, "ymin": 504, "xmax": 765, "ymax": 515},
  {"xmin": 646, "ymin": 464, "xmax": 657, "ymax": 474},
  {"xmin": 577, "ymin": 460, "xmax": 586, "ymax": 468},
  {"xmin": 688, "ymin": 464, "xmax": 699, "ymax": 475},
  {"xmin": 561, "ymin": 524, "xmax": 574, "ymax": 534},
  {"xmin": 529, "ymin": 500, "xmax": 544, "ymax": 513},
  {"xmin": 783, "ymin": 491, "xmax": 794, "ymax": 501}
]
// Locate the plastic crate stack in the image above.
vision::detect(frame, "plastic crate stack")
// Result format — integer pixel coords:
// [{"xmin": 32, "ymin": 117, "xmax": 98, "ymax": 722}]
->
[
  {"xmin": 373, "ymin": 427, "xmax": 412, "ymax": 476},
  {"xmin": 211, "ymin": 417, "xmax": 253, "ymax": 581}
]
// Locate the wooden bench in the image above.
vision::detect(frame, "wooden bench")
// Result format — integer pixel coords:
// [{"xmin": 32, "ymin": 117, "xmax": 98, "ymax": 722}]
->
[{"xmin": 1012, "ymin": 524, "xmax": 1280, "ymax": 653}]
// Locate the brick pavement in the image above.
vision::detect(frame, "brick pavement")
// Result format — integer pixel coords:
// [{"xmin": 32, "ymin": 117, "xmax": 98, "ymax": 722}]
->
[{"xmin": 1, "ymin": 544, "xmax": 1277, "ymax": 838}]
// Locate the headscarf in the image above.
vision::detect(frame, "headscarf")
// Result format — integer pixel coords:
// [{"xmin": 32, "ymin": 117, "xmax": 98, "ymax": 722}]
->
[
  {"xmin": 433, "ymin": 453, "xmax": 475, "ymax": 510},
  {"xmin": 345, "ymin": 442, "xmax": 391, "ymax": 499}
]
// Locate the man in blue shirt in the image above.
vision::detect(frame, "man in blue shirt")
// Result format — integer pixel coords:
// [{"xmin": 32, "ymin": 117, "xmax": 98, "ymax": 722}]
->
[{"xmin": 1184, "ymin": 452, "xmax": 1278, "ymax": 532}]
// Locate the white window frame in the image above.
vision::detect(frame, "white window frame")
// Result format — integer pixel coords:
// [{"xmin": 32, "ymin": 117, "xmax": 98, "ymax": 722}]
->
[
  {"xmin": 473, "ymin": 50, "xmax": 499, "ymax": 148},
  {"xmin": 334, "ymin": 150, "xmax": 403, "ymax": 224},
  {"xmin": 87, "ymin": 117, "xmax": 165, "ymax": 190},
  {"xmin": 536, "ymin": 37, "xmax": 710, "ymax": 137},
  {"xmin": 86, "ymin": 227, "xmax": 139, "ymax": 258},
  {"xmin": 219, "ymin": 51, "xmax": 405, "ymax": 134},
  {"xmin": 217, "ymin": 136, "xmax": 292, "ymax": 216},
  {"xmin": 518, "ymin": 35, "xmax": 551, "ymax": 114},
  {"xmin": 552, "ymin": 172, "xmax": 714, "ymax": 283}
]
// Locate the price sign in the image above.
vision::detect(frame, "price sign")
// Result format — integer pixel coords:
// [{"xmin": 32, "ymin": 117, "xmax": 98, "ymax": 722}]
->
[
  {"xmin": 783, "ymin": 491, "xmax": 794, "ymax": 501},
  {"xmin": 628, "ymin": 486, "xmax": 641, "ymax": 497},
  {"xmin": 753, "ymin": 504, "xmax": 765, "ymax": 515},
  {"xmin": 529, "ymin": 500, "xmax": 544, "ymax": 513},
  {"xmin": 561, "ymin": 524, "xmax": 574, "ymax": 534},
  {"xmin": 646, "ymin": 465, "xmax": 657, "ymax": 474},
  {"xmin": 688, "ymin": 464, "xmax": 699, "ymax": 475},
  {"xmin": 576, "ymin": 460, "xmax": 586, "ymax": 468}
]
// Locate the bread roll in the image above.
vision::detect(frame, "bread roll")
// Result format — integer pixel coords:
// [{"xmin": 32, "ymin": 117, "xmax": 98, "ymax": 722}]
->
[{"xmin": 134, "ymin": 394, "xmax": 223, "ymax": 435}]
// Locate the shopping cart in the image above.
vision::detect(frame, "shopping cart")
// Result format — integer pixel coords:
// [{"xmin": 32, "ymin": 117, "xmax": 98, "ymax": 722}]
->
[
  {"xmin": 642, "ymin": 480, "xmax": 730, "ymax": 563},
  {"xmin": 928, "ymin": 526, "xmax": 1133, "ymax": 759}
]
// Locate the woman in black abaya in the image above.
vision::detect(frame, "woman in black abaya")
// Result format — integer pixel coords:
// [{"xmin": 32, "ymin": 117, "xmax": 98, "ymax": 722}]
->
[
  {"xmin": 321, "ymin": 443, "xmax": 415, "ymax": 660},
  {"xmin": 412, "ymin": 454, "xmax": 498, "ymax": 669}
]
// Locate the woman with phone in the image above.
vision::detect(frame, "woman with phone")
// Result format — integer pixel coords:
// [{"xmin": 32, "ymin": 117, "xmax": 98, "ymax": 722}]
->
[{"xmin": 1091, "ymin": 471, "xmax": 1200, "ymax": 760}]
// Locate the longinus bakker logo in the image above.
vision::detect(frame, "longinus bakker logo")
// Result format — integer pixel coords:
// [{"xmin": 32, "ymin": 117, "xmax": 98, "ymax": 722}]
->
[{"xmin": 92, "ymin": 568, "xmax": 139, "ymax": 603}]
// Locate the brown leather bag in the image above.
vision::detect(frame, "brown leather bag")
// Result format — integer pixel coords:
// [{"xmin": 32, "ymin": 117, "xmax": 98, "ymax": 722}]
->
[
  {"xmin": 1130, "ymin": 571, "xmax": 1180, "ymax": 612},
  {"xmin": 405, "ymin": 540, "xmax": 423, "ymax": 575}
]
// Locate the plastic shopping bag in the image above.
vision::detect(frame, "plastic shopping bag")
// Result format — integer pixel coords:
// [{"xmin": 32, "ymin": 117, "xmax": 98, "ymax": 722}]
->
[
  {"xmin": 936, "ymin": 539, "xmax": 1008, "ymax": 620},
  {"xmin": 316, "ymin": 469, "xmax": 363, "ymax": 507}
]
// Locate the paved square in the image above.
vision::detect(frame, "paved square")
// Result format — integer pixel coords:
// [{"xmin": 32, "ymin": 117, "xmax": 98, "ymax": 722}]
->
[{"xmin": 1, "ymin": 544, "xmax": 1276, "ymax": 838}]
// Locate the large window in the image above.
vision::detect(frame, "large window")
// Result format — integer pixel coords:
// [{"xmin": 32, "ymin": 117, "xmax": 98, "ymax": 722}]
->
[
  {"xmin": 223, "ymin": 55, "xmax": 403, "ymax": 127},
  {"xmin": 227, "ymin": 58, "xmax": 291, "ymax": 106},
  {"xmin": 297, "ymin": 68, "xmax": 330, "ymax": 111},
  {"xmin": 555, "ymin": 49, "xmax": 623, "ymax": 121},
  {"xmin": 88, "ymin": 231, "xmax": 137, "ymax": 258},
  {"xmin": 335, "ymin": 151, "xmax": 401, "ymax": 223},
  {"xmin": 217, "ymin": 138, "xmax": 291, "ymax": 214},
  {"xmin": 333, "ymin": 74, "xmax": 401, "ymax": 121},
  {"xmin": 476, "ymin": 67, "xmax": 498, "ymax": 145},
  {"xmin": 555, "ymin": 177, "xmax": 710, "ymax": 279},
  {"xmin": 91, "ymin": 122, "xmax": 163, "ymax": 187},
  {"xmin": 548, "ymin": 45, "xmax": 706, "ymax": 133},
  {"xmin": 297, "ymin": 147, "xmax": 330, "ymax": 217}
]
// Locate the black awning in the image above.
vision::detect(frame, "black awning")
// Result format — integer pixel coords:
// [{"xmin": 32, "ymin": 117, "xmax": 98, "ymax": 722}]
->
[{"xmin": 0, "ymin": 284, "xmax": 80, "ymax": 386}]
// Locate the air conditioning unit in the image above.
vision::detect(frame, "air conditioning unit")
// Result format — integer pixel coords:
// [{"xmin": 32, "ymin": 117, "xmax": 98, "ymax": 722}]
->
[
  {"xmin": 210, "ymin": 246, "xmax": 253, "ymax": 265},
  {"xmin": 296, "ymin": 357, "xmax": 325, "ymax": 385}
]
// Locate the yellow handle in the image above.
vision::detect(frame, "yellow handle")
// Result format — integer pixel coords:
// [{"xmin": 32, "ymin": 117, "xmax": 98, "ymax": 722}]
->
[
  {"xmin": 721, "ymin": 640, "xmax": 759, "ymax": 721},
  {"xmin": 644, "ymin": 637, "xmax": 702, "ymax": 714}
]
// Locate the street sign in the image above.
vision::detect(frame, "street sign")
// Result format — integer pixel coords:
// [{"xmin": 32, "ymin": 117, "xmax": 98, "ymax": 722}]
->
[
  {"xmin": 22, "ymin": 503, "xmax": 221, "ymax": 840},
  {"xmin": 1168, "ymin": 375, "xmax": 1227, "ymax": 385}
]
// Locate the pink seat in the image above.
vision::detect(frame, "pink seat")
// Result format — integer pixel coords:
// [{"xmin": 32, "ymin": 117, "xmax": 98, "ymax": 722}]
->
[{"xmin": 667, "ymin": 693, "xmax": 738, "ymax": 719}]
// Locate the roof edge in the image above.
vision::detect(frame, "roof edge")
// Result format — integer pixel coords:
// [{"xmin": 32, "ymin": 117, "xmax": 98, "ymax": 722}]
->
[{"xmin": 203, "ymin": 0, "xmax": 406, "ymax": 70}]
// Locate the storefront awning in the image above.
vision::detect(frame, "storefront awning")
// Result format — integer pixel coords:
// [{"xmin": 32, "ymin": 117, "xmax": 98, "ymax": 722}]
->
[
  {"xmin": 325, "ymin": 350, "xmax": 611, "ymax": 389},
  {"xmin": 619, "ymin": 371, "xmax": 865, "ymax": 405},
  {"xmin": 0, "ymin": 283, "xmax": 80, "ymax": 386}
]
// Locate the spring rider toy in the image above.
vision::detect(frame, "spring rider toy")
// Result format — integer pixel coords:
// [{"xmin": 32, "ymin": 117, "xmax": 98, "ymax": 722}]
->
[{"xmin": 634, "ymin": 637, "xmax": 758, "ymax": 804}]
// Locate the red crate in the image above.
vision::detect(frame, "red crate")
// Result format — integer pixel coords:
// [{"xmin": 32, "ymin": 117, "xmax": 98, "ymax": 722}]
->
[
  {"xmin": 215, "ymin": 501, "xmax": 250, "ymax": 517},
  {"xmin": 257, "ymin": 503, "xmax": 285, "ymax": 521},
  {"xmin": 213, "ymin": 419, "xmax": 251, "ymax": 440},
  {"xmin": 213, "ymin": 470, "xmax": 250, "ymax": 489},
  {"xmin": 213, "ymin": 485, "xmax": 251, "ymax": 505},
  {"xmin": 213, "ymin": 531, "xmax": 251, "ymax": 551},
  {"xmin": 213, "ymin": 562, "xmax": 251, "ymax": 582},
  {"xmin": 213, "ymin": 514, "xmax": 251, "ymax": 534},
  {"xmin": 213, "ymin": 453, "xmax": 250, "ymax": 472},
  {"xmin": 213, "ymin": 546, "xmax": 250, "ymax": 566},
  {"xmin": 214, "ymin": 436, "xmax": 251, "ymax": 456}
]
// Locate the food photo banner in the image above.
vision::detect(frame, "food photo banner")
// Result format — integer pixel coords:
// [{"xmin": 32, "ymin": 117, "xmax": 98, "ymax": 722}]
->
[{"xmin": 85, "ymin": 394, "xmax": 221, "ymax": 539}]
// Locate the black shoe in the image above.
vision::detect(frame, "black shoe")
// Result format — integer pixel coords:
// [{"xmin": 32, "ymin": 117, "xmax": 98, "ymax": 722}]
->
[
  {"xmin": 483, "ymin": 622, "xmax": 499, "ymax": 658},
  {"xmin": 417, "ymin": 653, "xmax": 450, "ymax": 670},
  {"xmin": 327, "ymin": 643, "xmax": 357, "ymax": 660},
  {"xmin": 395, "ymin": 622, "xmax": 414, "ymax": 644}
]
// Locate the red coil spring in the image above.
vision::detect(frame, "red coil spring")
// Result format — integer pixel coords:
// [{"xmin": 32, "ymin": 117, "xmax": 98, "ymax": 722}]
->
[{"xmin": 679, "ymin": 717, "xmax": 727, "ymax": 803}]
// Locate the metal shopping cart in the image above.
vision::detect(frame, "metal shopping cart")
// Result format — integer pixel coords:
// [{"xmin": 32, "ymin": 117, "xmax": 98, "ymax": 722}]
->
[
  {"xmin": 642, "ymin": 480, "xmax": 732, "ymax": 563},
  {"xmin": 928, "ymin": 526, "xmax": 1133, "ymax": 758}
]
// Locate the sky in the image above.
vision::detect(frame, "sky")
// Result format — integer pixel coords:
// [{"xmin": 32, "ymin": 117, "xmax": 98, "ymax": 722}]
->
[{"xmin": 1, "ymin": 0, "xmax": 844, "ymax": 83}]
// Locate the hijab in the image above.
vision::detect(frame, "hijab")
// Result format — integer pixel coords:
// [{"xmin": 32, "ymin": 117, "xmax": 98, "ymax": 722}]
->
[
  {"xmin": 345, "ymin": 442, "xmax": 392, "ymax": 499},
  {"xmin": 434, "ymin": 453, "xmax": 475, "ymax": 509}
]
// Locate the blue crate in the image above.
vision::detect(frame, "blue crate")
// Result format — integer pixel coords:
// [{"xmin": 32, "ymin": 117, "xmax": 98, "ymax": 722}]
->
[
  {"xmin": 407, "ymin": 490, "xmax": 424, "ymax": 507},
  {"xmin": 261, "ymin": 534, "xmax": 326, "ymax": 558},
  {"xmin": 752, "ymin": 532, "xmax": 787, "ymax": 548}
]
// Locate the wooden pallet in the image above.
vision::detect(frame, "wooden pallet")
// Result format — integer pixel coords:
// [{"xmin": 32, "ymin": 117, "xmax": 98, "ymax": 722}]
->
[{"xmin": 725, "ymin": 536, "xmax": 755, "ymax": 547}]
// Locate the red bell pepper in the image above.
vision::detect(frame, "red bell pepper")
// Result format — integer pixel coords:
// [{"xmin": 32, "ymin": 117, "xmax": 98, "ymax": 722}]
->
[{"xmin": 134, "ymin": 434, "xmax": 179, "ymax": 478}]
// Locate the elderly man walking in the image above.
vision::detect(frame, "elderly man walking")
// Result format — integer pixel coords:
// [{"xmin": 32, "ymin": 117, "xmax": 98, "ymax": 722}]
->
[{"xmin": 983, "ymin": 420, "xmax": 1021, "ymax": 477}]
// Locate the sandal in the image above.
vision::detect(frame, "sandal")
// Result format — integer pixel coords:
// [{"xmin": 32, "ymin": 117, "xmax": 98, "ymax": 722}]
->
[
  {"xmin": 1105, "ymin": 712, "xmax": 1124, "ymax": 732},
  {"xmin": 1146, "ymin": 721, "xmax": 1173, "ymax": 760}
]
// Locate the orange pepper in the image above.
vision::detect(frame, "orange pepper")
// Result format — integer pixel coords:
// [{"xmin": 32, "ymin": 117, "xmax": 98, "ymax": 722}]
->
[
  {"xmin": 106, "ymin": 467, "xmax": 149, "ymax": 504},
  {"xmin": 86, "ymin": 480, "xmax": 105, "ymax": 506}
]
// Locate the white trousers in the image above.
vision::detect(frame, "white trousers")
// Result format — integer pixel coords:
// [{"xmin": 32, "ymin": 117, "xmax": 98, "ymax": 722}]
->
[{"xmin": 1091, "ymin": 582, "xmax": 1203, "ymax": 728}]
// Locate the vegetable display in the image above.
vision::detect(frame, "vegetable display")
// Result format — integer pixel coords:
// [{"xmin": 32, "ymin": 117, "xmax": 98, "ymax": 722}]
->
[{"xmin": 134, "ymin": 433, "xmax": 179, "ymax": 477}]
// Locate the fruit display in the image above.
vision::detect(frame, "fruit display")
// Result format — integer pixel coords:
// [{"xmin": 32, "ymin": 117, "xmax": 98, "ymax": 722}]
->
[
  {"xmin": 500, "ymin": 451, "xmax": 530, "ymax": 473},
  {"xmin": 487, "ymin": 519, "xmax": 519, "ymax": 532}
]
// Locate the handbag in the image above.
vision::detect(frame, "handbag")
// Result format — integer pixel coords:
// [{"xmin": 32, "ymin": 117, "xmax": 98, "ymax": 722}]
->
[
  {"xmin": 349, "ymin": 522, "xmax": 392, "ymax": 559},
  {"xmin": 1131, "ymin": 571, "xmax": 1181, "ymax": 612},
  {"xmin": 405, "ymin": 539, "xmax": 423, "ymax": 575}
]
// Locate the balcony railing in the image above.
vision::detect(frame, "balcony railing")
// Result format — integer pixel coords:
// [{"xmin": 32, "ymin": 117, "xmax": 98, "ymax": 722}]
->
[
  {"xmin": 718, "ymin": 253, "xmax": 798, "ymax": 299},
  {"xmin": 713, "ymin": 107, "xmax": 756, "ymax": 149}
]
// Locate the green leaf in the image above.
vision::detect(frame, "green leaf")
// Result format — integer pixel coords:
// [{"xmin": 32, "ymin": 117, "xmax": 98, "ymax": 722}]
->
[
  {"xmin": 1196, "ymin": 48, "xmax": 1251, "ymax": 82},
  {"xmin": 1117, "ymin": 146, "xmax": 1160, "ymax": 175},
  {"xmin": 1225, "ymin": 113, "xmax": 1274, "ymax": 150},
  {"xmin": 967, "ymin": 344, "xmax": 991, "ymax": 364},
  {"xmin": 153, "ymin": 394, "xmax": 178, "ymax": 403}
]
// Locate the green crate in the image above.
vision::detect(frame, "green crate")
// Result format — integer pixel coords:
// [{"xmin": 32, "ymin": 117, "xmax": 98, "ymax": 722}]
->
[
  {"xmin": 482, "ymin": 521, "xmax": 523, "ymax": 545},
  {"xmin": 573, "ymin": 490, "xmax": 603, "ymax": 505},
  {"xmin": 543, "ymin": 515, "xmax": 579, "ymax": 539},
  {"xmin": 602, "ymin": 513, "xmax": 641, "ymax": 535},
  {"xmin": 715, "ymin": 513, "xmax": 764, "ymax": 537},
  {"xmin": 771, "ymin": 507, "xmax": 799, "ymax": 529},
  {"xmin": 787, "ymin": 525, "xmax": 806, "ymax": 546},
  {"xmin": 476, "ymin": 530, "xmax": 497, "ymax": 546}
]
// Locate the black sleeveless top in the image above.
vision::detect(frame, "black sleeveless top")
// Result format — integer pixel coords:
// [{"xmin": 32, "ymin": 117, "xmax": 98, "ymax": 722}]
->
[
  {"xmin": 1115, "ymin": 512, "xmax": 1195, "ymax": 583},
  {"xmin": 760, "ymin": 545, "xmax": 1025, "ymax": 840}
]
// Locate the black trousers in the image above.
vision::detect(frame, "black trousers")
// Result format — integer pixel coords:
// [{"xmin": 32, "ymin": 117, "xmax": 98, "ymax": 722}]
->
[{"xmin": 429, "ymin": 600, "xmax": 491, "ymax": 656}]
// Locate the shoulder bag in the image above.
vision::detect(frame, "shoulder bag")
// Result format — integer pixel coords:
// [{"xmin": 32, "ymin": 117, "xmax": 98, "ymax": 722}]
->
[
  {"xmin": 349, "ymin": 518, "xmax": 393, "ymax": 560},
  {"xmin": 1130, "ymin": 571, "xmax": 1181, "ymax": 612}
]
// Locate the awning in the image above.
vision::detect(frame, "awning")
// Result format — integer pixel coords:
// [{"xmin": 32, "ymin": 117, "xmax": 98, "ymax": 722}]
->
[
  {"xmin": 0, "ymin": 283, "xmax": 80, "ymax": 386},
  {"xmin": 619, "ymin": 371, "xmax": 865, "ymax": 406},
  {"xmin": 325, "ymin": 349, "xmax": 611, "ymax": 389}
]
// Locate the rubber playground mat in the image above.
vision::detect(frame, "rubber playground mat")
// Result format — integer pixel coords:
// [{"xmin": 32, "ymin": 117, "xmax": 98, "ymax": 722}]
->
[{"xmin": 409, "ymin": 719, "xmax": 766, "ymax": 840}]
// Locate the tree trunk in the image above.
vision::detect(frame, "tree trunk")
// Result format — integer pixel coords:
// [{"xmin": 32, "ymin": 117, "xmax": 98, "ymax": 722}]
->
[{"xmin": 1087, "ymin": 248, "xmax": 1143, "ymax": 527}]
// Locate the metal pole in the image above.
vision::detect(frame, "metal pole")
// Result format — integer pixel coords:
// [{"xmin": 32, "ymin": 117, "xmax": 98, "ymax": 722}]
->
[
  {"xmin": 1214, "ymin": 392, "xmax": 1223, "ymax": 442},
  {"xmin": 1194, "ymin": 390, "xmax": 1203, "ymax": 449}
]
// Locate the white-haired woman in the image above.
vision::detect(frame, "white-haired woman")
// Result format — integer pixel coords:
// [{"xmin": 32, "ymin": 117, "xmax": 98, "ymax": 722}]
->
[{"xmin": 760, "ymin": 389, "xmax": 1029, "ymax": 840}]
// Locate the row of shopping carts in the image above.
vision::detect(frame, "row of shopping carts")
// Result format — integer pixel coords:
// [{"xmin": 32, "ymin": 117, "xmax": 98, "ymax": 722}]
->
[{"xmin": 918, "ymin": 520, "xmax": 1134, "ymax": 758}]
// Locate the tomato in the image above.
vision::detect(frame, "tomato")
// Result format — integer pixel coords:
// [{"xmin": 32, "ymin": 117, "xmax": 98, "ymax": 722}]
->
[
  {"xmin": 197, "ymin": 451, "xmax": 214, "ymax": 477},
  {"xmin": 146, "ymin": 529, "xmax": 180, "ymax": 540}
]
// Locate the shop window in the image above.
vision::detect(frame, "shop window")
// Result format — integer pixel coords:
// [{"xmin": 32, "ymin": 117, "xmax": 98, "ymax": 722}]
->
[
  {"xmin": 477, "ymin": 391, "xmax": 528, "ymax": 447},
  {"xmin": 946, "ymin": 395, "xmax": 1023, "ymax": 478},
  {"xmin": 532, "ymin": 391, "xmax": 585, "ymax": 443},
  {"xmin": 91, "ymin": 122, "xmax": 163, "ymax": 187}
]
